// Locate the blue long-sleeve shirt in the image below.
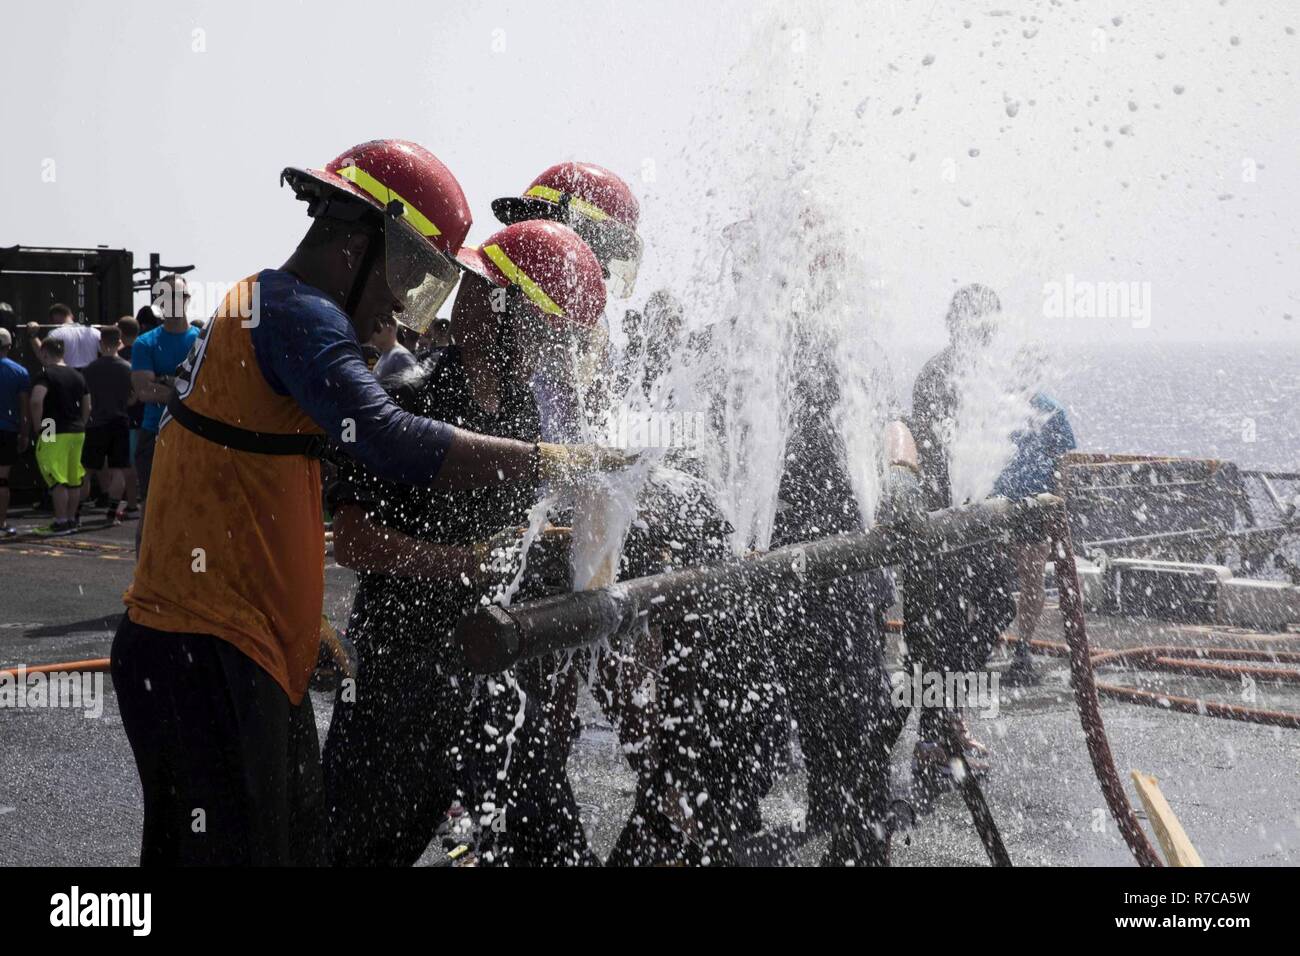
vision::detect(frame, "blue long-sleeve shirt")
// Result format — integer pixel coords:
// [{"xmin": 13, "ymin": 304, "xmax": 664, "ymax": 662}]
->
[{"xmin": 249, "ymin": 268, "xmax": 454, "ymax": 484}]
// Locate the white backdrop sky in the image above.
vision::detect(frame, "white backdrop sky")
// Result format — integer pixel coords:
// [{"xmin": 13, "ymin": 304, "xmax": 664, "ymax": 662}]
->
[{"xmin": 2, "ymin": 0, "xmax": 1296, "ymax": 344}]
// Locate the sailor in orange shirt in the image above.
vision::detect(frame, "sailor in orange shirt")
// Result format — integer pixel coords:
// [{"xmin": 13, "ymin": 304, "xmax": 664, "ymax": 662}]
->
[{"xmin": 111, "ymin": 139, "xmax": 631, "ymax": 866}]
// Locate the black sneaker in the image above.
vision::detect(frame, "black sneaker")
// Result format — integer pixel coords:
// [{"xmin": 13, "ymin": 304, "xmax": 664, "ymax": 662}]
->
[{"xmin": 911, "ymin": 733, "xmax": 990, "ymax": 800}]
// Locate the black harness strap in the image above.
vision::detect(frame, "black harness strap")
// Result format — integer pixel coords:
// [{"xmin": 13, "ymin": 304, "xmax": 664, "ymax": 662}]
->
[{"xmin": 166, "ymin": 394, "xmax": 327, "ymax": 459}]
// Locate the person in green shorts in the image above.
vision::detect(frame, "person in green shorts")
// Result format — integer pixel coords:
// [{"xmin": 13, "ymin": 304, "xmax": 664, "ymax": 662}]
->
[{"xmin": 30, "ymin": 337, "xmax": 90, "ymax": 535}]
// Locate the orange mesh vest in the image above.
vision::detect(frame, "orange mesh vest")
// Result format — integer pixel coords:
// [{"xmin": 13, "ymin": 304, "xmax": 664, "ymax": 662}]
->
[{"xmin": 125, "ymin": 276, "xmax": 327, "ymax": 703}]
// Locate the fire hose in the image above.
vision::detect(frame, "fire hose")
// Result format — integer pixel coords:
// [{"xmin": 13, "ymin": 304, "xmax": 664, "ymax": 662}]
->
[
  {"xmin": 0, "ymin": 658, "xmax": 110, "ymax": 680},
  {"xmin": 1046, "ymin": 507, "xmax": 1163, "ymax": 866},
  {"xmin": 454, "ymin": 495, "xmax": 1164, "ymax": 867},
  {"xmin": 1006, "ymin": 641, "xmax": 1300, "ymax": 730}
]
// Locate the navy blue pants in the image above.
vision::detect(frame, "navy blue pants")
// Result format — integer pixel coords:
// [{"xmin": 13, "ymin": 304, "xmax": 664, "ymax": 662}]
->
[{"xmin": 111, "ymin": 616, "xmax": 327, "ymax": 866}]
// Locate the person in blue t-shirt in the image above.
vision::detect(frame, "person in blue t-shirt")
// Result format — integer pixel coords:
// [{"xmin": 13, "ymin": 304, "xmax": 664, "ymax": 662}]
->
[
  {"xmin": 0, "ymin": 327, "xmax": 33, "ymax": 536},
  {"xmin": 994, "ymin": 391, "xmax": 1077, "ymax": 683},
  {"xmin": 130, "ymin": 275, "xmax": 200, "ymax": 502}
]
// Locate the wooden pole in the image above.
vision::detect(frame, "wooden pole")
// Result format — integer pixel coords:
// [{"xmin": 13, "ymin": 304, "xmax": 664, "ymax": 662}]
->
[{"xmin": 1131, "ymin": 770, "xmax": 1205, "ymax": 867}]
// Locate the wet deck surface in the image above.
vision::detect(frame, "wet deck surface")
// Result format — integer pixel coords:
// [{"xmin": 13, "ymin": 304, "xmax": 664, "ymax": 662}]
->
[{"xmin": 2, "ymin": 506, "xmax": 1297, "ymax": 867}]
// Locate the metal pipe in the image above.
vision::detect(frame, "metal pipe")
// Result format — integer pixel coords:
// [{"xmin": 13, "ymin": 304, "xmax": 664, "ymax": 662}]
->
[
  {"xmin": 15, "ymin": 323, "xmax": 122, "ymax": 332},
  {"xmin": 454, "ymin": 494, "xmax": 1060, "ymax": 674},
  {"xmin": 1082, "ymin": 524, "xmax": 1292, "ymax": 552},
  {"xmin": 0, "ymin": 270, "xmax": 99, "ymax": 278}
]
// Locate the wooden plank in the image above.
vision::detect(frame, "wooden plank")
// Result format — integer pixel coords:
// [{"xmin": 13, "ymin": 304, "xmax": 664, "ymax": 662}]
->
[{"xmin": 1131, "ymin": 770, "xmax": 1205, "ymax": 867}]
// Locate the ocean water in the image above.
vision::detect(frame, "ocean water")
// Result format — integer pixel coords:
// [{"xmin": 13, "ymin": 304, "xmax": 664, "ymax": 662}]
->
[{"xmin": 896, "ymin": 342, "xmax": 1299, "ymax": 473}]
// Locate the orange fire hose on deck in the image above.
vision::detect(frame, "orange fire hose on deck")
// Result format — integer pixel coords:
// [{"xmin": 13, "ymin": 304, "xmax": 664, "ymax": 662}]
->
[
  {"xmin": 1094, "ymin": 685, "xmax": 1300, "ymax": 730},
  {"xmin": 1010, "ymin": 634, "xmax": 1300, "ymax": 729},
  {"xmin": 0, "ymin": 658, "xmax": 110, "ymax": 679}
]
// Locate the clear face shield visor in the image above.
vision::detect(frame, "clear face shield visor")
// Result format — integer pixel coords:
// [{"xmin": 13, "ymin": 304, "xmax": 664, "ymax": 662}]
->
[
  {"xmin": 603, "ymin": 231, "xmax": 643, "ymax": 300},
  {"xmin": 518, "ymin": 302, "xmax": 607, "ymax": 443},
  {"xmin": 570, "ymin": 215, "xmax": 642, "ymax": 300},
  {"xmin": 382, "ymin": 203, "xmax": 461, "ymax": 335}
]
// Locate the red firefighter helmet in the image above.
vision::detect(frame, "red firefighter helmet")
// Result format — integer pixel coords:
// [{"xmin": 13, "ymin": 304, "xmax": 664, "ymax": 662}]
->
[
  {"xmin": 491, "ymin": 162, "xmax": 642, "ymax": 298},
  {"xmin": 458, "ymin": 219, "xmax": 606, "ymax": 330},
  {"xmin": 281, "ymin": 139, "xmax": 472, "ymax": 331}
]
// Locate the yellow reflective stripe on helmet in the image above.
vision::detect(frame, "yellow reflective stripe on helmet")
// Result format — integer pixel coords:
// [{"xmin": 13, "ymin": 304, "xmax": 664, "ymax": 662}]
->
[
  {"xmin": 335, "ymin": 164, "xmax": 442, "ymax": 238},
  {"xmin": 524, "ymin": 184, "xmax": 610, "ymax": 223},
  {"xmin": 481, "ymin": 243, "xmax": 565, "ymax": 318},
  {"xmin": 525, "ymin": 184, "xmax": 565, "ymax": 204}
]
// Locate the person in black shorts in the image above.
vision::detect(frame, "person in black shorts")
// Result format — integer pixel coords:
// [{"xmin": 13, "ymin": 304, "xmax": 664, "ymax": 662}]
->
[{"xmin": 80, "ymin": 327, "xmax": 134, "ymax": 522}]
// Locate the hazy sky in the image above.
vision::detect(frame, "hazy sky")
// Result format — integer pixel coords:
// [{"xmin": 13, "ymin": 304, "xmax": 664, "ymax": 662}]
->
[{"xmin": 3, "ymin": 0, "xmax": 1296, "ymax": 344}]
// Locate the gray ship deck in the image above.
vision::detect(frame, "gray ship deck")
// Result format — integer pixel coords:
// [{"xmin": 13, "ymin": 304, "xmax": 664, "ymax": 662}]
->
[{"xmin": 2, "ymin": 509, "xmax": 1297, "ymax": 867}]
